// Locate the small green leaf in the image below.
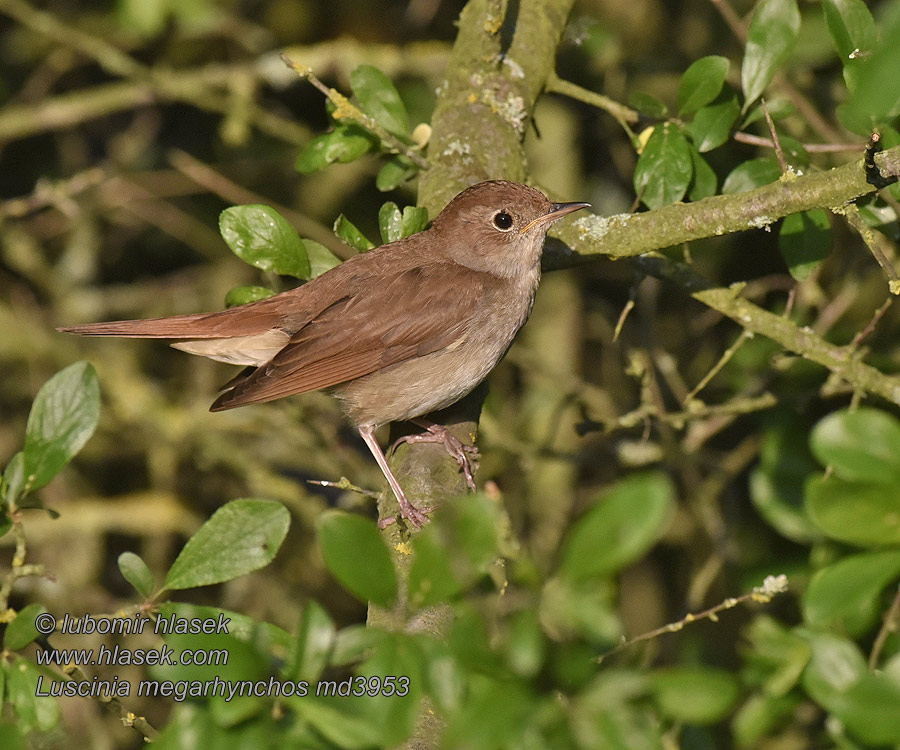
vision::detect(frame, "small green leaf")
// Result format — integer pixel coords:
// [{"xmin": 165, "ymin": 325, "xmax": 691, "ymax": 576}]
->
[
  {"xmin": 688, "ymin": 148, "xmax": 717, "ymax": 201},
  {"xmin": 689, "ymin": 95, "xmax": 740, "ymax": 152},
  {"xmin": 224, "ymin": 286, "xmax": 277, "ymax": 308},
  {"xmin": 742, "ymin": 0, "xmax": 801, "ymax": 107},
  {"xmin": 219, "ymin": 205, "xmax": 310, "ymax": 279},
  {"xmin": 401, "ymin": 206, "xmax": 428, "ymax": 237},
  {"xmin": 294, "ymin": 125, "xmax": 376, "ymax": 174},
  {"xmin": 633, "ymin": 123, "xmax": 694, "ymax": 210},
  {"xmin": 721, "ymin": 158, "xmax": 781, "ymax": 194},
  {"xmin": 3, "ymin": 604, "xmax": 46, "ymax": 650},
  {"xmin": 5, "ymin": 657, "xmax": 60, "ymax": 733},
  {"xmin": 164, "ymin": 499, "xmax": 290, "ymax": 590},
  {"xmin": 678, "ymin": 56, "xmax": 730, "ymax": 115},
  {"xmin": 376, "ymin": 157, "xmax": 417, "ymax": 191},
  {"xmin": 23, "ymin": 362, "xmax": 100, "ymax": 495},
  {"xmin": 286, "ymin": 600, "xmax": 335, "ymax": 683},
  {"xmin": 803, "ymin": 551, "xmax": 900, "ymax": 636},
  {"xmin": 333, "ymin": 214, "xmax": 375, "ymax": 251},
  {"xmin": 810, "ymin": 408, "xmax": 900, "ymax": 483},
  {"xmin": 317, "ymin": 511, "xmax": 397, "ymax": 606},
  {"xmin": 350, "ymin": 64, "xmax": 409, "ymax": 137},
  {"xmin": 848, "ymin": 8, "xmax": 900, "ymax": 122},
  {"xmin": 559, "ymin": 472, "xmax": 675, "ymax": 581},
  {"xmin": 118, "ymin": 551, "xmax": 155, "ymax": 598},
  {"xmin": 823, "ymin": 0, "xmax": 876, "ymax": 62},
  {"xmin": 2, "ymin": 452, "xmax": 26, "ymax": 505},
  {"xmin": 806, "ymin": 476, "xmax": 900, "ymax": 547},
  {"xmin": 779, "ymin": 209, "xmax": 831, "ymax": 281},
  {"xmin": 651, "ymin": 666, "xmax": 740, "ymax": 724},
  {"xmin": 628, "ymin": 92, "xmax": 668, "ymax": 119},
  {"xmin": 378, "ymin": 201, "xmax": 403, "ymax": 244},
  {"xmin": 303, "ymin": 239, "xmax": 342, "ymax": 278}
]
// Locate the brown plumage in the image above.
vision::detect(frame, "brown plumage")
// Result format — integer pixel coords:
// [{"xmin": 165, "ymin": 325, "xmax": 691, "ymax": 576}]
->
[{"xmin": 60, "ymin": 181, "xmax": 589, "ymax": 526}]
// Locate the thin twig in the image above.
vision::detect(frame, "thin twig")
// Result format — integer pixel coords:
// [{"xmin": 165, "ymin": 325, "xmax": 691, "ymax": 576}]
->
[
  {"xmin": 597, "ymin": 574, "xmax": 789, "ymax": 663},
  {"xmin": 839, "ymin": 202, "xmax": 900, "ymax": 292},
  {"xmin": 734, "ymin": 132, "xmax": 861, "ymax": 153},
  {"xmin": 685, "ymin": 330, "xmax": 752, "ymax": 403},
  {"xmin": 762, "ymin": 99, "xmax": 787, "ymax": 173},
  {"xmin": 870, "ymin": 583, "xmax": 900, "ymax": 670}
]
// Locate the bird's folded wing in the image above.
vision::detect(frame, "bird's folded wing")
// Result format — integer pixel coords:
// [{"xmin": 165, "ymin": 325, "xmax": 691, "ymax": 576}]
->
[{"xmin": 210, "ymin": 263, "xmax": 488, "ymax": 410}]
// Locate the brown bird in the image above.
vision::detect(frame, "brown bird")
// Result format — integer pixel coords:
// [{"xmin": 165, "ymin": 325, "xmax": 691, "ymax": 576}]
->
[{"xmin": 60, "ymin": 180, "xmax": 589, "ymax": 526}]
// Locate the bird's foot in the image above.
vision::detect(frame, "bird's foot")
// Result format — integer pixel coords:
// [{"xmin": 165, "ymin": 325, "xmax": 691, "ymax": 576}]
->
[
  {"xmin": 392, "ymin": 421, "xmax": 479, "ymax": 492},
  {"xmin": 377, "ymin": 496, "xmax": 432, "ymax": 529}
]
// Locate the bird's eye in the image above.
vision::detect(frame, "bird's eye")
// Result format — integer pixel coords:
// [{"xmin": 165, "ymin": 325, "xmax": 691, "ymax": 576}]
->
[{"xmin": 492, "ymin": 210, "xmax": 514, "ymax": 231}]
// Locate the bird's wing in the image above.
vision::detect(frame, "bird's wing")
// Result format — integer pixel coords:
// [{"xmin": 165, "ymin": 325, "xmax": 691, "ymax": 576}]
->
[{"xmin": 210, "ymin": 263, "xmax": 489, "ymax": 410}]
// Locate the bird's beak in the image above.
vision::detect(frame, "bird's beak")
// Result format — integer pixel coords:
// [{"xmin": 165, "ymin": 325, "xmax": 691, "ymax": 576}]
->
[{"xmin": 520, "ymin": 201, "xmax": 591, "ymax": 234}]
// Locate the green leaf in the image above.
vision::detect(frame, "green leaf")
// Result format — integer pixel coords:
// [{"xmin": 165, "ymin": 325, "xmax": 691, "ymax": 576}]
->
[
  {"xmin": 802, "ymin": 631, "xmax": 900, "ymax": 745},
  {"xmin": 286, "ymin": 600, "xmax": 335, "ymax": 684},
  {"xmin": 628, "ymin": 91, "xmax": 668, "ymax": 119},
  {"xmin": 376, "ymin": 157, "xmax": 417, "ymax": 191},
  {"xmin": 810, "ymin": 408, "xmax": 900, "ymax": 484},
  {"xmin": 803, "ymin": 551, "xmax": 900, "ymax": 636},
  {"xmin": 118, "ymin": 551, "xmax": 155, "ymax": 598},
  {"xmin": 294, "ymin": 125, "xmax": 376, "ymax": 174},
  {"xmin": 806, "ymin": 476, "xmax": 900, "ymax": 547},
  {"xmin": 164, "ymin": 499, "xmax": 290, "ymax": 590},
  {"xmin": 741, "ymin": 98, "xmax": 796, "ymax": 128},
  {"xmin": 224, "ymin": 285, "xmax": 276, "ymax": 308},
  {"xmin": 678, "ymin": 56, "xmax": 730, "ymax": 115},
  {"xmin": 848, "ymin": 8, "xmax": 900, "ymax": 123},
  {"xmin": 401, "ymin": 206, "xmax": 429, "ymax": 237},
  {"xmin": 350, "ymin": 64, "xmax": 409, "ymax": 137},
  {"xmin": 0, "ymin": 725, "xmax": 26, "ymax": 750},
  {"xmin": 5, "ymin": 657, "xmax": 60, "ymax": 733},
  {"xmin": 317, "ymin": 511, "xmax": 397, "ymax": 606},
  {"xmin": 689, "ymin": 95, "xmax": 740, "ymax": 152},
  {"xmin": 742, "ymin": 0, "xmax": 801, "ymax": 107},
  {"xmin": 378, "ymin": 201, "xmax": 403, "ymax": 244},
  {"xmin": 3, "ymin": 604, "xmax": 46, "ymax": 650},
  {"xmin": 633, "ymin": 123, "xmax": 694, "ymax": 210},
  {"xmin": 823, "ymin": 0, "xmax": 876, "ymax": 62},
  {"xmin": 721, "ymin": 158, "xmax": 781, "ymax": 194},
  {"xmin": 559, "ymin": 472, "xmax": 675, "ymax": 581},
  {"xmin": 778, "ymin": 209, "xmax": 831, "ymax": 281},
  {"xmin": 23, "ymin": 362, "xmax": 100, "ymax": 495},
  {"xmin": 2, "ymin": 451, "xmax": 26, "ymax": 505},
  {"xmin": 651, "ymin": 666, "xmax": 740, "ymax": 724},
  {"xmin": 743, "ymin": 615, "xmax": 811, "ymax": 696},
  {"xmin": 219, "ymin": 205, "xmax": 310, "ymax": 279},
  {"xmin": 303, "ymin": 239, "xmax": 342, "ymax": 278},
  {"xmin": 688, "ymin": 148, "xmax": 717, "ymax": 200},
  {"xmin": 333, "ymin": 214, "xmax": 375, "ymax": 251}
]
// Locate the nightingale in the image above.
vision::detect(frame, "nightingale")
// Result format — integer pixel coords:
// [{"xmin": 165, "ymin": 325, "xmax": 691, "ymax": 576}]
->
[{"xmin": 59, "ymin": 180, "xmax": 589, "ymax": 526}]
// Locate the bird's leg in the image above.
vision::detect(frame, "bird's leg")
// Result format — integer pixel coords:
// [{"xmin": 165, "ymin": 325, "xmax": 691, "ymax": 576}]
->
[
  {"xmin": 390, "ymin": 418, "xmax": 478, "ymax": 492},
  {"xmin": 358, "ymin": 424, "xmax": 431, "ymax": 528}
]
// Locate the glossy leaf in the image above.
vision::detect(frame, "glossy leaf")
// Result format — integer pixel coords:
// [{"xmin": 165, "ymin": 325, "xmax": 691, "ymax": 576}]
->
[
  {"xmin": 687, "ymin": 148, "xmax": 717, "ymax": 200},
  {"xmin": 3, "ymin": 604, "xmax": 45, "ymax": 650},
  {"xmin": 722, "ymin": 157, "xmax": 781, "ymax": 194},
  {"xmin": 378, "ymin": 201, "xmax": 403, "ymax": 244},
  {"xmin": 294, "ymin": 126, "xmax": 375, "ymax": 174},
  {"xmin": 806, "ymin": 476, "xmax": 900, "ymax": 546},
  {"xmin": 778, "ymin": 209, "xmax": 831, "ymax": 281},
  {"xmin": 350, "ymin": 64, "xmax": 409, "ymax": 137},
  {"xmin": 333, "ymin": 214, "xmax": 375, "ymax": 251},
  {"xmin": 633, "ymin": 123, "xmax": 693, "ymax": 209},
  {"xmin": 823, "ymin": 0, "xmax": 876, "ymax": 62},
  {"xmin": 559, "ymin": 472, "xmax": 675, "ymax": 581},
  {"xmin": 628, "ymin": 91, "xmax": 668, "ymax": 119},
  {"xmin": 376, "ymin": 157, "xmax": 417, "ymax": 191},
  {"xmin": 164, "ymin": 499, "xmax": 290, "ymax": 590},
  {"xmin": 810, "ymin": 408, "xmax": 900, "ymax": 484},
  {"xmin": 286, "ymin": 600, "xmax": 335, "ymax": 683},
  {"xmin": 118, "ymin": 551, "xmax": 154, "ymax": 598},
  {"xmin": 304, "ymin": 239, "xmax": 343, "ymax": 278},
  {"xmin": 317, "ymin": 511, "xmax": 397, "ymax": 606},
  {"xmin": 4, "ymin": 657, "xmax": 60, "ymax": 733},
  {"xmin": 690, "ymin": 95, "xmax": 740, "ymax": 152},
  {"xmin": 23, "ymin": 362, "xmax": 100, "ymax": 495},
  {"xmin": 678, "ymin": 56, "xmax": 729, "ymax": 114},
  {"xmin": 803, "ymin": 551, "xmax": 900, "ymax": 636},
  {"xmin": 848, "ymin": 9, "xmax": 900, "ymax": 122},
  {"xmin": 219, "ymin": 205, "xmax": 310, "ymax": 279},
  {"xmin": 742, "ymin": 0, "xmax": 801, "ymax": 107},
  {"xmin": 651, "ymin": 666, "xmax": 740, "ymax": 724},
  {"xmin": 224, "ymin": 285, "xmax": 276, "ymax": 308},
  {"xmin": 401, "ymin": 205, "xmax": 429, "ymax": 237}
]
